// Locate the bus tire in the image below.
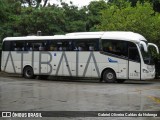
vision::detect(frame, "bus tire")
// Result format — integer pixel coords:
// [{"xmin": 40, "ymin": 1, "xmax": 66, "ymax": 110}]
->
[
  {"xmin": 103, "ymin": 69, "xmax": 116, "ymax": 83},
  {"xmin": 117, "ymin": 79, "xmax": 125, "ymax": 83},
  {"xmin": 23, "ymin": 66, "xmax": 35, "ymax": 79}
]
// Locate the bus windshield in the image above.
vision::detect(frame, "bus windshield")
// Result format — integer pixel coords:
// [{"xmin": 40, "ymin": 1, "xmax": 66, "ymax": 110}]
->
[{"xmin": 140, "ymin": 44, "xmax": 154, "ymax": 65}]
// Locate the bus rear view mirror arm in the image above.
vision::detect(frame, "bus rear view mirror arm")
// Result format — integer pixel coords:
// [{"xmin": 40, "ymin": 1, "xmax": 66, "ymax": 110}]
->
[
  {"xmin": 148, "ymin": 43, "xmax": 159, "ymax": 54},
  {"xmin": 140, "ymin": 41, "xmax": 148, "ymax": 52}
]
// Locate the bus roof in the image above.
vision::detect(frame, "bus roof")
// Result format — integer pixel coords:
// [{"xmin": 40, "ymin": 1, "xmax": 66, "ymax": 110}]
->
[
  {"xmin": 3, "ymin": 35, "xmax": 102, "ymax": 41},
  {"xmin": 3, "ymin": 31, "xmax": 147, "ymax": 43},
  {"xmin": 66, "ymin": 31, "xmax": 147, "ymax": 42},
  {"xmin": 102, "ymin": 31, "xmax": 147, "ymax": 42}
]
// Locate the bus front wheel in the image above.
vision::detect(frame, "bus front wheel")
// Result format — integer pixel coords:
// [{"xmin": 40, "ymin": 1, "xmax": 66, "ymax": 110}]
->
[
  {"xmin": 103, "ymin": 69, "xmax": 116, "ymax": 83},
  {"xmin": 23, "ymin": 66, "xmax": 35, "ymax": 79}
]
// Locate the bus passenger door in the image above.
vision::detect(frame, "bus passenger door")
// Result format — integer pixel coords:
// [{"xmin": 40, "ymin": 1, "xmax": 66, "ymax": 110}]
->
[{"xmin": 128, "ymin": 47, "xmax": 141, "ymax": 80}]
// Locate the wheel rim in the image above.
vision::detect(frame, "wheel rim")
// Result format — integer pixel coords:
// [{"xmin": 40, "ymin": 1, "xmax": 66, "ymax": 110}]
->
[
  {"xmin": 107, "ymin": 72, "xmax": 113, "ymax": 80},
  {"xmin": 26, "ymin": 69, "xmax": 32, "ymax": 77}
]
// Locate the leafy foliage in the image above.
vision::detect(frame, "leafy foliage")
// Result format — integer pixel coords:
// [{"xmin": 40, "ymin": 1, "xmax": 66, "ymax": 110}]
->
[
  {"xmin": 86, "ymin": 0, "xmax": 108, "ymax": 31},
  {"xmin": 97, "ymin": 1, "xmax": 160, "ymax": 44},
  {"xmin": 0, "ymin": 0, "xmax": 160, "ymax": 51},
  {"xmin": 108, "ymin": 0, "xmax": 160, "ymax": 12}
]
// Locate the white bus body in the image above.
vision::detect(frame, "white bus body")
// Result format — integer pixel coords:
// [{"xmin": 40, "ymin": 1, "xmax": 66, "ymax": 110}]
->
[{"xmin": 1, "ymin": 31, "xmax": 159, "ymax": 83}]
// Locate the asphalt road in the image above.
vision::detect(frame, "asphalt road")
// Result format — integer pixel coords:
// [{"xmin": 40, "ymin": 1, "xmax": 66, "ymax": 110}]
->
[{"xmin": 0, "ymin": 72, "xmax": 160, "ymax": 120}]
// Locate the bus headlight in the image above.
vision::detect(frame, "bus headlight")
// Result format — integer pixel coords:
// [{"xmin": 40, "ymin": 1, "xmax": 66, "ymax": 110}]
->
[{"xmin": 143, "ymin": 69, "xmax": 149, "ymax": 73}]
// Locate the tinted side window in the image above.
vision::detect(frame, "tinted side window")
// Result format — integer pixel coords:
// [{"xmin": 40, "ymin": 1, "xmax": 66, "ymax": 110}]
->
[
  {"xmin": 25, "ymin": 41, "xmax": 48, "ymax": 51},
  {"xmin": 3, "ymin": 41, "xmax": 11, "ymax": 51},
  {"xmin": 3, "ymin": 41, "xmax": 25, "ymax": 51},
  {"xmin": 3, "ymin": 40, "xmax": 48, "ymax": 51},
  {"xmin": 49, "ymin": 40, "xmax": 58, "ymax": 51},
  {"xmin": 12, "ymin": 41, "xmax": 25, "ymax": 51},
  {"xmin": 74, "ymin": 39, "xmax": 99, "ymax": 51},
  {"xmin": 48, "ymin": 40, "xmax": 73, "ymax": 51},
  {"xmin": 102, "ymin": 40, "xmax": 128, "ymax": 57}
]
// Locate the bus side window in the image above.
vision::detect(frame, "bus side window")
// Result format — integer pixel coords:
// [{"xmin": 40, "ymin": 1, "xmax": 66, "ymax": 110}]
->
[
  {"xmin": 102, "ymin": 40, "xmax": 112, "ymax": 52},
  {"xmin": 3, "ymin": 41, "xmax": 11, "ymax": 51},
  {"xmin": 62, "ymin": 41, "xmax": 67, "ymax": 51},
  {"xmin": 68, "ymin": 41, "xmax": 73, "ymax": 51},
  {"xmin": 72, "ymin": 41, "xmax": 78, "ymax": 51},
  {"xmin": 13, "ymin": 41, "xmax": 25, "ymax": 51},
  {"xmin": 26, "ymin": 41, "xmax": 47, "ymax": 51},
  {"xmin": 53, "ymin": 40, "xmax": 73, "ymax": 51},
  {"xmin": 26, "ymin": 43, "xmax": 32, "ymax": 51},
  {"xmin": 61, "ymin": 40, "xmax": 73, "ymax": 51},
  {"xmin": 39, "ymin": 42, "xmax": 46, "ymax": 51},
  {"xmin": 74, "ymin": 40, "xmax": 83, "ymax": 51},
  {"xmin": 48, "ymin": 40, "xmax": 56, "ymax": 51},
  {"xmin": 74, "ymin": 39, "xmax": 98, "ymax": 51},
  {"xmin": 102, "ymin": 40, "xmax": 128, "ymax": 58},
  {"xmin": 57, "ymin": 41, "xmax": 62, "ymax": 51}
]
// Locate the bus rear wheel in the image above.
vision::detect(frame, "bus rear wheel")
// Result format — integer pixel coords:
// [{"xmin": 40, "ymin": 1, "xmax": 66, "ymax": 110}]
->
[
  {"xmin": 23, "ymin": 66, "xmax": 35, "ymax": 79},
  {"xmin": 103, "ymin": 69, "xmax": 116, "ymax": 83}
]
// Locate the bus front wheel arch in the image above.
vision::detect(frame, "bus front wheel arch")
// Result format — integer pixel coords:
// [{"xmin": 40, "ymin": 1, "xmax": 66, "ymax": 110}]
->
[
  {"xmin": 102, "ymin": 68, "xmax": 116, "ymax": 83},
  {"xmin": 23, "ymin": 66, "xmax": 35, "ymax": 79}
]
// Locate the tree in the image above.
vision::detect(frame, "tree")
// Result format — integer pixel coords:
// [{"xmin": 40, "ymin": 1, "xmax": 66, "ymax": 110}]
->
[
  {"xmin": 109, "ymin": 0, "xmax": 160, "ymax": 12},
  {"xmin": 87, "ymin": 0, "xmax": 108, "ymax": 31},
  {"xmin": 0, "ymin": 0, "xmax": 22, "ymax": 41},
  {"xmin": 152, "ymin": 0, "xmax": 160, "ymax": 12},
  {"xmin": 61, "ymin": 2, "xmax": 87, "ymax": 32},
  {"xmin": 20, "ymin": 0, "xmax": 49, "ymax": 8},
  {"xmin": 97, "ymin": 2, "xmax": 160, "ymax": 44}
]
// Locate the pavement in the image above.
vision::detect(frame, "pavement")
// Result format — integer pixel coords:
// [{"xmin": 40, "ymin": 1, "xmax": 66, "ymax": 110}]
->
[{"xmin": 0, "ymin": 72, "xmax": 160, "ymax": 120}]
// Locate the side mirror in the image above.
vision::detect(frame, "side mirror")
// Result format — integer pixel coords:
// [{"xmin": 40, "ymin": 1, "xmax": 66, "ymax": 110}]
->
[
  {"xmin": 148, "ymin": 43, "xmax": 159, "ymax": 54},
  {"xmin": 140, "ymin": 41, "xmax": 148, "ymax": 52}
]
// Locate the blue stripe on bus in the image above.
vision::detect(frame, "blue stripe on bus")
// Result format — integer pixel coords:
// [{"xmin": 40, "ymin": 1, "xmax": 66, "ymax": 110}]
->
[{"xmin": 108, "ymin": 58, "xmax": 118, "ymax": 63}]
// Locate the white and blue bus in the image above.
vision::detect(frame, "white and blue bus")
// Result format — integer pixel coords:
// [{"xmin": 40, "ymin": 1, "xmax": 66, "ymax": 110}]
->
[{"xmin": 1, "ymin": 31, "xmax": 159, "ymax": 83}]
